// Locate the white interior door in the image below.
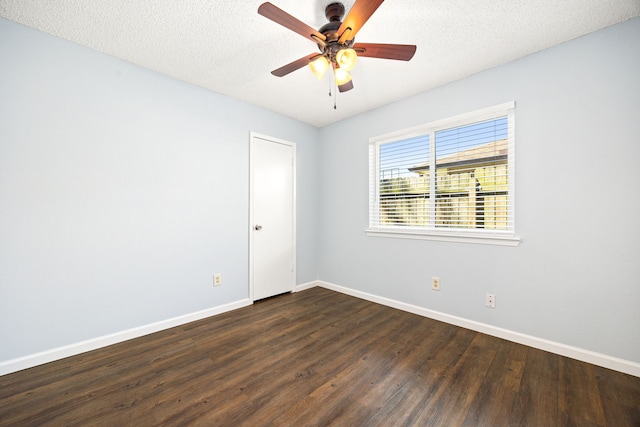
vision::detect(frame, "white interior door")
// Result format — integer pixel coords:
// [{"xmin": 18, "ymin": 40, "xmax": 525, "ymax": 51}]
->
[{"xmin": 250, "ymin": 133, "xmax": 295, "ymax": 301}]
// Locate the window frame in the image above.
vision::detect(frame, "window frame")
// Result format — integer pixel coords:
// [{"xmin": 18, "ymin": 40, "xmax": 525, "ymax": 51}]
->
[{"xmin": 367, "ymin": 102, "xmax": 520, "ymax": 246}]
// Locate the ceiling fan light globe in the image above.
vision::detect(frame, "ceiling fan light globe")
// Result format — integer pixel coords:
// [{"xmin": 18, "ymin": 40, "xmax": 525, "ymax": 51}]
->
[
  {"xmin": 336, "ymin": 48, "xmax": 357, "ymax": 71},
  {"xmin": 334, "ymin": 68, "xmax": 352, "ymax": 86},
  {"xmin": 309, "ymin": 56, "xmax": 329, "ymax": 79}
]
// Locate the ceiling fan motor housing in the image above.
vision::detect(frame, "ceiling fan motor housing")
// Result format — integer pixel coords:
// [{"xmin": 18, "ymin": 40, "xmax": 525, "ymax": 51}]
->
[
  {"xmin": 318, "ymin": 3, "xmax": 353, "ymax": 57},
  {"xmin": 325, "ymin": 3, "xmax": 345, "ymax": 22}
]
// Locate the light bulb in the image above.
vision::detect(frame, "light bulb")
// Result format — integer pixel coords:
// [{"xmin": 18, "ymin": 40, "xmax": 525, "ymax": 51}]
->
[
  {"xmin": 336, "ymin": 48, "xmax": 357, "ymax": 71},
  {"xmin": 309, "ymin": 56, "xmax": 329, "ymax": 79},
  {"xmin": 334, "ymin": 67, "xmax": 352, "ymax": 86}
]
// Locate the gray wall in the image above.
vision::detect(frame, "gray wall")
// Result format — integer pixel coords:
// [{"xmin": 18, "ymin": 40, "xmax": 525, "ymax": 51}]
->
[
  {"xmin": 318, "ymin": 17, "xmax": 640, "ymax": 363},
  {"xmin": 0, "ymin": 18, "xmax": 318, "ymax": 362}
]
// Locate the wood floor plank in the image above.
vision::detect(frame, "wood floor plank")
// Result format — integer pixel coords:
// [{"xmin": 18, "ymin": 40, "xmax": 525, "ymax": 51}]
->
[
  {"xmin": 513, "ymin": 346, "xmax": 560, "ymax": 426},
  {"xmin": 1, "ymin": 287, "xmax": 638, "ymax": 426},
  {"xmin": 271, "ymin": 313, "xmax": 415, "ymax": 425},
  {"xmin": 362, "ymin": 326, "xmax": 477, "ymax": 426},
  {"xmin": 461, "ymin": 337, "xmax": 528, "ymax": 426},
  {"xmin": 596, "ymin": 365, "xmax": 640, "ymax": 427},
  {"xmin": 558, "ymin": 357, "xmax": 607, "ymax": 426},
  {"xmin": 409, "ymin": 333, "xmax": 498, "ymax": 425}
]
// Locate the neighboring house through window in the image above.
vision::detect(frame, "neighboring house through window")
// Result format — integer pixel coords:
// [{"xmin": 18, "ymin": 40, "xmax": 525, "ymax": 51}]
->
[{"xmin": 368, "ymin": 102, "xmax": 519, "ymax": 246}]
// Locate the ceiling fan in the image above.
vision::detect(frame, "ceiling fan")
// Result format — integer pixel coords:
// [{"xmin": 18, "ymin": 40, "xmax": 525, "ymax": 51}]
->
[{"xmin": 258, "ymin": 0, "xmax": 417, "ymax": 93}]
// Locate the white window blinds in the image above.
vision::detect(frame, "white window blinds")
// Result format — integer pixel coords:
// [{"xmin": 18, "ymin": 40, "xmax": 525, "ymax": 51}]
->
[
  {"xmin": 369, "ymin": 102, "xmax": 517, "ymax": 244},
  {"xmin": 377, "ymin": 134, "xmax": 430, "ymax": 227}
]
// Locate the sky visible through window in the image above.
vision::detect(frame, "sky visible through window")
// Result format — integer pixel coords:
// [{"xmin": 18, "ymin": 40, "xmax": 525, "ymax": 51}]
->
[{"xmin": 380, "ymin": 117, "xmax": 508, "ymax": 179}]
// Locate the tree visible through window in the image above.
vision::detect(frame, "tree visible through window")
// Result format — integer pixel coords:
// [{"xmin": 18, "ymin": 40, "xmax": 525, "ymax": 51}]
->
[{"xmin": 369, "ymin": 102, "xmax": 515, "ymax": 242}]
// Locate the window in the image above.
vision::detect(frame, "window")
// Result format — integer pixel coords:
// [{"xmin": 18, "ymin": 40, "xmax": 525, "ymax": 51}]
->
[{"xmin": 368, "ymin": 102, "xmax": 519, "ymax": 245}]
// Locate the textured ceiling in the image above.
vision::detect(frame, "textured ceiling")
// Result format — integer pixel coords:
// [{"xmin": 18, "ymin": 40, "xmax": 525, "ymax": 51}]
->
[{"xmin": 1, "ymin": 0, "xmax": 639, "ymax": 127}]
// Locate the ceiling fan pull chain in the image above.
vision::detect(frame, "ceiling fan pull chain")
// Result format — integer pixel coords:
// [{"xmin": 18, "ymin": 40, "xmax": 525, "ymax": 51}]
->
[{"xmin": 327, "ymin": 70, "xmax": 337, "ymax": 110}]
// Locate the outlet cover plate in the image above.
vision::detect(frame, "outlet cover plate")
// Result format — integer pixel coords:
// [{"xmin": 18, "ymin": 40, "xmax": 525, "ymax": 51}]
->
[{"xmin": 486, "ymin": 293, "xmax": 496, "ymax": 308}]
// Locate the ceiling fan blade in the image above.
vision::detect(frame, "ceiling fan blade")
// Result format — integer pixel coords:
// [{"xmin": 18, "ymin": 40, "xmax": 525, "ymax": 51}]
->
[
  {"xmin": 338, "ymin": 0, "xmax": 385, "ymax": 44},
  {"xmin": 353, "ymin": 43, "xmax": 417, "ymax": 61},
  {"xmin": 271, "ymin": 53, "xmax": 321, "ymax": 77},
  {"xmin": 338, "ymin": 80, "xmax": 354, "ymax": 93},
  {"xmin": 258, "ymin": 2, "xmax": 326, "ymax": 44}
]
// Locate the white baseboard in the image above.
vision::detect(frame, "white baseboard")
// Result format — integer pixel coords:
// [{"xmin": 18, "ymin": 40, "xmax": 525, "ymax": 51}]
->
[
  {"xmin": 295, "ymin": 280, "xmax": 321, "ymax": 292},
  {"xmin": 4, "ymin": 283, "xmax": 638, "ymax": 378},
  {"xmin": 315, "ymin": 281, "xmax": 640, "ymax": 378},
  {"xmin": 0, "ymin": 298, "xmax": 252, "ymax": 377}
]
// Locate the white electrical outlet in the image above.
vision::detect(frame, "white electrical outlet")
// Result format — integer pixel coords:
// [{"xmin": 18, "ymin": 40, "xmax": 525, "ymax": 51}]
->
[
  {"xmin": 432, "ymin": 277, "xmax": 441, "ymax": 291},
  {"xmin": 486, "ymin": 293, "xmax": 496, "ymax": 308},
  {"xmin": 213, "ymin": 274, "xmax": 222, "ymax": 287}
]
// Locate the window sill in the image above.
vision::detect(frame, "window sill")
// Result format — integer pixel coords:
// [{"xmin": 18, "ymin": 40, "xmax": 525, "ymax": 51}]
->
[{"xmin": 365, "ymin": 228, "xmax": 521, "ymax": 246}]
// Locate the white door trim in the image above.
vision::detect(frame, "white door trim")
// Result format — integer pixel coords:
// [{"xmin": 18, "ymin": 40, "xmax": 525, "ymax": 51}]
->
[{"xmin": 249, "ymin": 132, "xmax": 296, "ymax": 302}]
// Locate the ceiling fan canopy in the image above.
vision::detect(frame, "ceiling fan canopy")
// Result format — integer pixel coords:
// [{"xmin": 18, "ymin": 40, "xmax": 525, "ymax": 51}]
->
[{"xmin": 258, "ymin": 0, "xmax": 416, "ymax": 93}]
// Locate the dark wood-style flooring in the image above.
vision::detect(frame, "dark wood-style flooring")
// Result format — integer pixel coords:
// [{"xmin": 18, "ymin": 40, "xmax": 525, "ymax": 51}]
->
[{"xmin": 1, "ymin": 287, "xmax": 639, "ymax": 426}]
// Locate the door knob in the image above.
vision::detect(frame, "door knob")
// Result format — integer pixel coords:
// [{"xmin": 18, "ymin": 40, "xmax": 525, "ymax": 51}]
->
[{"xmin": 254, "ymin": 225, "xmax": 263, "ymax": 231}]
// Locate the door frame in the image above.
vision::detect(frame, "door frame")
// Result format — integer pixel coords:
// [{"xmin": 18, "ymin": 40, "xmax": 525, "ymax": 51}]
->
[{"xmin": 249, "ymin": 132, "xmax": 296, "ymax": 302}]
